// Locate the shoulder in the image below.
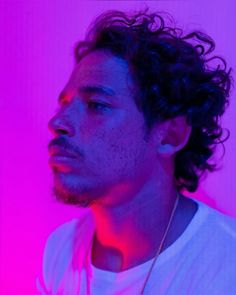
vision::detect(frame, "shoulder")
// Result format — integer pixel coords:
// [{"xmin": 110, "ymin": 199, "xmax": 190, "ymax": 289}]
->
[
  {"xmin": 42, "ymin": 211, "xmax": 93, "ymax": 290},
  {"xmin": 197, "ymin": 204, "xmax": 236, "ymax": 294},
  {"xmin": 202, "ymin": 201, "xmax": 236, "ymax": 239},
  {"xmin": 194, "ymin": 199, "xmax": 236, "ymax": 256}
]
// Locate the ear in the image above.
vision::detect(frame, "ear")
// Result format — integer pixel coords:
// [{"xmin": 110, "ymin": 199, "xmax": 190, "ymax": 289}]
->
[{"xmin": 156, "ymin": 116, "xmax": 192, "ymax": 157}]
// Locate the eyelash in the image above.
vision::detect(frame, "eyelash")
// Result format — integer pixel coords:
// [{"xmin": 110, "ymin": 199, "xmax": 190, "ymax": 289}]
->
[
  {"xmin": 56, "ymin": 101, "xmax": 109, "ymax": 112},
  {"xmin": 87, "ymin": 101, "xmax": 109, "ymax": 111}
]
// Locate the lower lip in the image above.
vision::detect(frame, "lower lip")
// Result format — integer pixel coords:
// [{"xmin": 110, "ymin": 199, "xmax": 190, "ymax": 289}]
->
[{"xmin": 49, "ymin": 155, "xmax": 77, "ymax": 167}]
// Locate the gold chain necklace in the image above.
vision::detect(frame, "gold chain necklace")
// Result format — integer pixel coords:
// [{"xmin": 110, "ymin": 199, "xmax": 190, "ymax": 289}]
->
[{"xmin": 140, "ymin": 194, "xmax": 180, "ymax": 294}]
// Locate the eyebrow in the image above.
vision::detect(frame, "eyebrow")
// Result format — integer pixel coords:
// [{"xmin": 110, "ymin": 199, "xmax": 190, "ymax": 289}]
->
[
  {"xmin": 58, "ymin": 84, "xmax": 116, "ymax": 103},
  {"xmin": 79, "ymin": 85, "xmax": 116, "ymax": 97}
]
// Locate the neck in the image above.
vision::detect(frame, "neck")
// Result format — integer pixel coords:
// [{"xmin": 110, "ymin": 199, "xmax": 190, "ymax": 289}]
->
[{"xmin": 90, "ymin": 180, "xmax": 193, "ymax": 272}]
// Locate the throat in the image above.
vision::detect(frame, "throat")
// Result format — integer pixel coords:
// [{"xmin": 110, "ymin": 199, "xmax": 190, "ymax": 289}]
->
[
  {"xmin": 91, "ymin": 196, "xmax": 198, "ymax": 273},
  {"xmin": 91, "ymin": 234, "xmax": 124, "ymax": 272}
]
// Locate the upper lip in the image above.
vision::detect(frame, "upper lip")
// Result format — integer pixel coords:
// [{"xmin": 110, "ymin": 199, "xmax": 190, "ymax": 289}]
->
[{"xmin": 49, "ymin": 146, "xmax": 77, "ymax": 158}]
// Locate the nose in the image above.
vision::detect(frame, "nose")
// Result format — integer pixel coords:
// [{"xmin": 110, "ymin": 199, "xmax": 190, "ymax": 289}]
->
[{"xmin": 48, "ymin": 112, "xmax": 75, "ymax": 137}]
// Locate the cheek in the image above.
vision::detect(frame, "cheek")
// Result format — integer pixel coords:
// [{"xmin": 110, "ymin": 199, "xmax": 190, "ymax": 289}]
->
[{"xmin": 94, "ymin": 123, "xmax": 147, "ymax": 177}]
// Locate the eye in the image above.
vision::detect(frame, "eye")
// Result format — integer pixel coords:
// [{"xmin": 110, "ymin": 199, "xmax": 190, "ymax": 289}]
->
[{"xmin": 88, "ymin": 101, "xmax": 109, "ymax": 111}]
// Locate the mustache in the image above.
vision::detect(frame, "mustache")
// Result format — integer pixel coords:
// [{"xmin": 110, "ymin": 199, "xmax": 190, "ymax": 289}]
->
[{"xmin": 48, "ymin": 137, "xmax": 83, "ymax": 157}]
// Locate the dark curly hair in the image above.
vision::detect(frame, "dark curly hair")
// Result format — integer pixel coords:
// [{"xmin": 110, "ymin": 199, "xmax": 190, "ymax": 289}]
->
[{"xmin": 74, "ymin": 8, "xmax": 233, "ymax": 193}]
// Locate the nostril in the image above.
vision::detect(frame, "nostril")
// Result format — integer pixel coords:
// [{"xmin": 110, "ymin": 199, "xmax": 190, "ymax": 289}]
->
[
  {"xmin": 48, "ymin": 117, "xmax": 69, "ymax": 135},
  {"xmin": 48, "ymin": 114, "xmax": 75, "ymax": 137},
  {"xmin": 57, "ymin": 128, "xmax": 69, "ymax": 135}
]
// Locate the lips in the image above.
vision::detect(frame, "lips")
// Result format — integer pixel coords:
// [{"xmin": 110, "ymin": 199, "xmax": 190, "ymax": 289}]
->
[
  {"xmin": 48, "ymin": 150, "xmax": 78, "ymax": 173},
  {"xmin": 48, "ymin": 146, "xmax": 77, "ymax": 159}
]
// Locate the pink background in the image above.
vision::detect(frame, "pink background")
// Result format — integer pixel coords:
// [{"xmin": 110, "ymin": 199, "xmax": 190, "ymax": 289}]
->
[{"xmin": 1, "ymin": 1, "xmax": 236, "ymax": 294}]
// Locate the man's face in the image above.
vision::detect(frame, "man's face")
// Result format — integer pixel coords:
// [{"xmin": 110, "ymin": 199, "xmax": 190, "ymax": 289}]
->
[{"xmin": 48, "ymin": 50, "xmax": 157, "ymax": 207}]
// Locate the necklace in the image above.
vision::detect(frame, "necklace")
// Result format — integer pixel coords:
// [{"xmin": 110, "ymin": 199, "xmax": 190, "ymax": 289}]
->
[{"xmin": 140, "ymin": 194, "xmax": 180, "ymax": 294}]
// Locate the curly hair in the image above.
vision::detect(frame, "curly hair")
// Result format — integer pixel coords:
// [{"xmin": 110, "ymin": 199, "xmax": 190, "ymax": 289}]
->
[{"xmin": 74, "ymin": 8, "xmax": 233, "ymax": 193}]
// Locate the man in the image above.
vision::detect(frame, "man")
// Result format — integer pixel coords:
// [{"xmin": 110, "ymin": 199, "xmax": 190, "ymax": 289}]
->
[{"xmin": 37, "ymin": 8, "xmax": 236, "ymax": 295}]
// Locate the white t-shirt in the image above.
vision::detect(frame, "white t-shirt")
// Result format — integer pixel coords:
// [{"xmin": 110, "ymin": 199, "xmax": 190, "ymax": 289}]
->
[{"xmin": 36, "ymin": 198, "xmax": 236, "ymax": 294}]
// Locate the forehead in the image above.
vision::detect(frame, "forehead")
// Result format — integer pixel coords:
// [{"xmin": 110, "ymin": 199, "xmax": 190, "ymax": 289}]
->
[{"xmin": 66, "ymin": 50, "xmax": 135, "ymax": 97}]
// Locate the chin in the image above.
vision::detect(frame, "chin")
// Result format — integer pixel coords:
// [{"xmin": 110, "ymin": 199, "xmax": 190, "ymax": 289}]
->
[
  {"xmin": 52, "ymin": 186, "xmax": 93, "ymax": 208},
  {"xmin": 52, "ymin": 183, "xmax": 96, "ymax": 208},
  {"xmin": 51, "ymin": 171, "xmax": 96, "ymax": 208}
]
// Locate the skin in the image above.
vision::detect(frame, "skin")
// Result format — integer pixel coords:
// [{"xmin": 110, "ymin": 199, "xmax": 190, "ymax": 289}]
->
[{"xmin": 48, "ymin": 49, "xmax": 198, "ymax": 272}]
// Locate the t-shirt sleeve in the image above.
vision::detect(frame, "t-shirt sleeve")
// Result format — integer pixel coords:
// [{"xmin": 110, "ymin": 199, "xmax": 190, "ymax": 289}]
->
[{"xmin": 36, "ymin": 276, "xmax": 50, "ymax": 294}]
